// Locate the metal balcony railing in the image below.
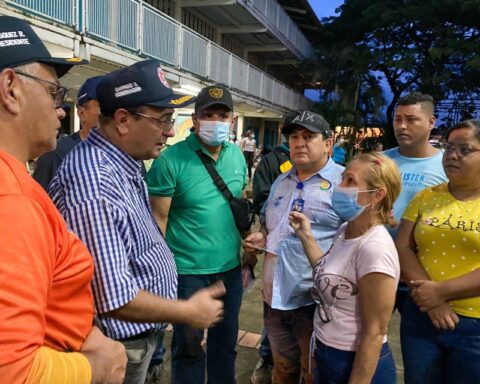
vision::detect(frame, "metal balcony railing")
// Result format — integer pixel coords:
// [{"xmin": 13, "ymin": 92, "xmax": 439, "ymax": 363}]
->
[
  {"xmin": 5, "ymin": 0, "xmax": 308, "ymax": 111},
  {"xmin": 243, "ymin": 0, "xmax": 313, "ymax": 59}
]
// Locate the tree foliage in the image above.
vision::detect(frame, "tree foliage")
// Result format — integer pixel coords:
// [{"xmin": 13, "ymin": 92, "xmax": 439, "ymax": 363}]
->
[{"xmin": 306, "ymin": 0, "xmax": 480, "ymax": 147}]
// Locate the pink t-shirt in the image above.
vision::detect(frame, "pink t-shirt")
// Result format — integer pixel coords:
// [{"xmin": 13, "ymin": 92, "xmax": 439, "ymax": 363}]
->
[{"xmin": 313, "ymin": 223, "xmax": 399, "ymax": 351}]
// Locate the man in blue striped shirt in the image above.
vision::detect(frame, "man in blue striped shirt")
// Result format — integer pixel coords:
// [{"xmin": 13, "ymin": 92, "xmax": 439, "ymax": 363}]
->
[{"xmin": 49, "ymin": 59, "xmax": 225, "ymax": 384}]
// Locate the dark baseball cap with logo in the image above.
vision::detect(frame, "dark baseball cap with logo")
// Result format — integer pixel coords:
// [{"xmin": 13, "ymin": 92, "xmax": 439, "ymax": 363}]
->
[
  {"xmin": 77, "ymin": 75, "xmax": 105, "ymax": 106},
  {"xmin": 282, "ymin": 110, "xmax": 332, "ymax": 138},
  {"xmin": 96, "ymin": 59, "xmax": 196, "ymax": 116},
  {"xmin": 0, "ymin": 15, "xmax": 87, "ymax": 77},
  {"xmin": 195, "ymin": 85, "xmax": 234, "ymax": 112}
]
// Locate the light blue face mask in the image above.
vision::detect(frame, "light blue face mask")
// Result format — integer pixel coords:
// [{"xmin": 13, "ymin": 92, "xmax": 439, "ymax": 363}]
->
[
  {"xmin": 198, "ymin": 120, "xmax": 230, "ymax": 146},
  {"xmin": 332, "ymin": 186, "xmax": 377, "ymax": 222}
]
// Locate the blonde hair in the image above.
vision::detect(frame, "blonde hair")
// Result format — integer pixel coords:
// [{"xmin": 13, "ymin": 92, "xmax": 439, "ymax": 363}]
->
[{"xmin": 349, "ymin": 152, "xmax": 401, "ymax": 226}]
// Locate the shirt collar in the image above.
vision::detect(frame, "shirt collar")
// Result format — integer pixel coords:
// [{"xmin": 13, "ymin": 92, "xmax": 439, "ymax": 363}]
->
[
  {"xmin": 87, "ymin": 129, "xmax": 142, "ymax": 178},
  {"xmin": 279, "ymin": 157, "xmax": 338, "ymax": 184},
  {"xmin": 186, "ymin": 133, "xmax": 229, "ymax": 159}
]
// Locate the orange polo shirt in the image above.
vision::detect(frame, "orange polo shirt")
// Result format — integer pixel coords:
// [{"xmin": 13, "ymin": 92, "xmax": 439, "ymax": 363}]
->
[{"xmin": 0, "ymin": 150, "xmax": 94, "ymax": 383}]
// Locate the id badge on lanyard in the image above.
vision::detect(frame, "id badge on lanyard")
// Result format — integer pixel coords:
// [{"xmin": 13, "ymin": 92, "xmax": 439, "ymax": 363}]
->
[{"xmin": 291, "ymin": 181, "xmax": 305, "ymax": 212}]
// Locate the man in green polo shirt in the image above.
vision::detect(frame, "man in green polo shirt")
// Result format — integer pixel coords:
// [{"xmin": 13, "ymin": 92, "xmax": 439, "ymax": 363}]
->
[{"xmin": 146, "ymin": 85, "xmax": 247, "ymax": 384}]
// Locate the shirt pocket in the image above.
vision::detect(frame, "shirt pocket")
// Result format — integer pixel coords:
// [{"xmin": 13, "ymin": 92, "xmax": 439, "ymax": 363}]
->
[{"xmin": 303, "ymin": 192, "xmax": 339, "ymax": 225}]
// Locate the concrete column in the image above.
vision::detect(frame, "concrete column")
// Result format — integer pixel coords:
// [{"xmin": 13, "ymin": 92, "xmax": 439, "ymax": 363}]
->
[
  {"xmin": 259, "ymin": 119, "xmax": 265, "ymax": 150},
  {"xmin": 236, "ymin": 112, "xmax": 244, "ymax": 137},
  {"xmin": 276, "ymin": 122, "xmax": 282, "ymax": 146},
  {"xmin": 174, "ymin": 0, "xmax": 182, "ymax": 22},
  {"xmin": 72, "ymin": 104, "xmax": 80, "ymax": 133}
]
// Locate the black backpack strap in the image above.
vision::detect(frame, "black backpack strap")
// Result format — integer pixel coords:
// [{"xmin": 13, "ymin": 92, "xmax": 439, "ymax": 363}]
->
[{"xmin": 196, "ymin": 150, "xmax": 234, "ymax": 201}]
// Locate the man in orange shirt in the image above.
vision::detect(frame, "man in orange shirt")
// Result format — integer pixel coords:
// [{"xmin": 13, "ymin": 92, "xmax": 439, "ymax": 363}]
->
[{"xmin": 0, "ymin": 16, "xmax": 126, "ymax": 383}]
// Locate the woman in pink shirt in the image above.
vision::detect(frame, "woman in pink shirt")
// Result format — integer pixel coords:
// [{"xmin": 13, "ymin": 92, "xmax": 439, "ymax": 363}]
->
[{"xmin": 290, "ymin": 152, "xmax": 401, "ymax": 383}]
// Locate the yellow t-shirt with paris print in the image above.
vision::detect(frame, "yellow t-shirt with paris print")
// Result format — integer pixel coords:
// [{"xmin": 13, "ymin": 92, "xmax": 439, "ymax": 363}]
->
[{"xmin": 403, "ymin": 183, "xmax": 480, "ymax": 318}]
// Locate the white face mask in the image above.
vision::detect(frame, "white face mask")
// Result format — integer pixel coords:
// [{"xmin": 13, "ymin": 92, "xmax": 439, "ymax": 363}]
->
[{"xmin": 198, "ymin": 120, "xmax": 230, "ymax": 146}]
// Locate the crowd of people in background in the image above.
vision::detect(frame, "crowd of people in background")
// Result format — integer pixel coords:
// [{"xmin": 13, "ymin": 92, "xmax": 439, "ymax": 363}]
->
[{"xmin": 1, "ymin": 14, "xmax": 480, "ymax": 384}]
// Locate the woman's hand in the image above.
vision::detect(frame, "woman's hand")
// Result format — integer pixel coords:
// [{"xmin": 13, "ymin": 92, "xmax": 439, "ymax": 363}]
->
[
  {"xmin": 426, "ymin": 302, "xmax": 459, "ymax": 330},
  {"xmin": 288, "ymin": 211, "xmax": 312, "ymax": 240},
  {"xmin": 410, "ymin": 280, "xmax": 446, "ymax": 311}
]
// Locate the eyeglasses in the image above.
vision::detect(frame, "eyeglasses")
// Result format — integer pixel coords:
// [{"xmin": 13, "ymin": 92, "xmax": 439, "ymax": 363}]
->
[
  {"xmin": 131, "ymin": 112, "xmax": 175, "ymax": 132},
  {"xmin": 15, "ymin": 71, "xmax": 69, "ymax": 109},
  {"xmin": 442, "ymin": 142, "xmax": 480, "ymax": 157},
  {"xmin": 310, "ymin": 287, "xmax": 334, "ymax": 323}
]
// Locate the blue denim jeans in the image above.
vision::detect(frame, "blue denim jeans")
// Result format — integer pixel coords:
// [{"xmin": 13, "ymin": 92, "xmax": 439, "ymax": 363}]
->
[
  {"xmin": 314, "ymin": 340, "xmax": 396, "ymax": 384},
  {"xmin": 401, "ymin": 296, "xmax": 480, "ymax": 384},
  {"xmin": 171, "ymin": 266, "xmax": 242, "ymax": 384}
]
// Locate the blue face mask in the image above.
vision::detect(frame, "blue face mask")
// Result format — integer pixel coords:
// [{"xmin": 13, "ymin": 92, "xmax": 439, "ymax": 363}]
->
[
  {"xmin": 198, "ymin": 120, "xmax": 230, "ymax": 146},
  {"xmin": 332, "ymin": 186, "xmax": 377, "ymax": 222}
]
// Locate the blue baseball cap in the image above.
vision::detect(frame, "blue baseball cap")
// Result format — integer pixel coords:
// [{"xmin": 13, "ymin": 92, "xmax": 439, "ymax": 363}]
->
[
  {"xmin": 96, "ymin": 59, "xmax": 196, "ymax": 116},
  {"xmin": 0, "ymin": 16, "xmax": 87, "ymax": 77},
  {"xmin": 77, "ymin": 75, "xmax": 105, "ymax": 106}
]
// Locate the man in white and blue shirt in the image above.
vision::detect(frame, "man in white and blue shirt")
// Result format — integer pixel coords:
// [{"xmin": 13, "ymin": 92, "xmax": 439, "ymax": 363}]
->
[
  {"xmin": 49, "ymin": 59, "xmax": 225, "ymax": 384},
  {"xmin": 245, "ymin": 110, "xmax": 344, "ymax": 384},
  {"xmin": 383, "ymin": 92, "xmax": 447, "ymax": 313}
]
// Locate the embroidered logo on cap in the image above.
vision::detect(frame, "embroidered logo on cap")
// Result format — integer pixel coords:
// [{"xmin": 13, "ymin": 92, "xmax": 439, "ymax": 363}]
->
[
  {"xmin": 0, "ymin": 30, "xmax": 29, "ymax": 47},
  {"xmin": 157, "ymin": 67, "xmax": 170, "ymax": 89},
  {"xmin": 169, "ymin": 95, "xmax": 194, "ymax": 105},
  {"xmin": 209, "ymin": 88, "xmax": 223, "ymax": 99},
  {"xmin": 292, "ymin": 111, "xmax": 315, "ymax": 124}
]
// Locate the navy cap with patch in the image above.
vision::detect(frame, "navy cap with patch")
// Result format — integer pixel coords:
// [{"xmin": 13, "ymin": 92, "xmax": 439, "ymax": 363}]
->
[
  {"xmin": 195, "ymin": 85, "xmax": 233, "ymax": 112},
  {"xmin": 77, "ymin": 75, "xmax": 105, "ymax": 106},
  {"xmin": 282, "ymin": 110, "xmax": 332, "ymax": 138},
  {"xmin": 96, "ymin": 59, "xmax": 196, "ymax": 116},
  {"xmin": 0, "ymin": 16, "xmax": 87, "ymax": 77}
]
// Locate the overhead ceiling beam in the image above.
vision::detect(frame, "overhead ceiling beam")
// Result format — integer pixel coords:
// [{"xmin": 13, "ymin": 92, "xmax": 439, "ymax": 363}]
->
[
  {"xmin": 245, "ymin": 44, "xmax": 288, "ymax": 52},
  {"xmin": 219, "ymin": 25, "xmax": 267, "ymax": 34},
  {"xmin": 179, "ymin": 0, "xmax": 236, "ymax": 7},
  {"xmin": 282, "ymin": 6, "xmax": 307, "ymax": 15},
  {"xmin": 265, "ymin": 59, "xmax": 299, "ymax": 66},
  {"xmin": 297, "ymin": 24, "xmax": 320, "ymax": 31}
]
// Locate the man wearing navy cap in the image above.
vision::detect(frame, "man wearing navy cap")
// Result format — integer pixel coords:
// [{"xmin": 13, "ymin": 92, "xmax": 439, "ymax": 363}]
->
[
  {"xmin": 0, "ymin": 15, "xmax": 126, "ymax": 383},
  {"xmin": 33, "ymin": 75, "xmax": 104, "ymax": 189},
  {"xmin": 244, "ymin": 110, "xmax": 344, "ymax": 384},
  {"xmin": 49, "ymin": 59, "xmax": 226, "ymax": 383},
  {"xmin": 146, "ymin": 85, "xmax": 247, "ymax": 384}
]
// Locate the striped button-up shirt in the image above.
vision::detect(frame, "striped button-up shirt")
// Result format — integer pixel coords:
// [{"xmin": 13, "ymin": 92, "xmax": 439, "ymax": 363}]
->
[{"xmin": 49, "ymin": 129, "xmax": 177, "ymax": 340}]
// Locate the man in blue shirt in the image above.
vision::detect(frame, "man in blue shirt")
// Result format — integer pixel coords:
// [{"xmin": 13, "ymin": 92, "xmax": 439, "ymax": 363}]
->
[
  {"xmin": 49, "ymin": 59, "xmax": 225, "ymax": 384},
  {"xmin": 332, "ymin": 135, "xmax": 347, "ymax": 165},
  {"xmin": 33, "ymin": 75, "xmax": 104, "ymax": 189},
  {"xmin": 245, "ymin": 110, "xmax": 344, "ymax": 384},
  {"xmin": 383, "ymin": 92, "xmax": 447, "ymax": 312}
]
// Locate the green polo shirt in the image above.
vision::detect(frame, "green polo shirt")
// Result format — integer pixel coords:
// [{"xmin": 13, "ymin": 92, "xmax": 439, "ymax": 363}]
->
[{"xmin": 146, "ymin": 134, "xmax": 247, "ymax": 274}]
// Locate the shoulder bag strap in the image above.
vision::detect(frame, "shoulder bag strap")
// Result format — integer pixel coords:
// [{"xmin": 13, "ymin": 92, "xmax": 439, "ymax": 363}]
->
[{"xmin": 195, "ymin": 149, "xmax": 234, "ymax": 201}]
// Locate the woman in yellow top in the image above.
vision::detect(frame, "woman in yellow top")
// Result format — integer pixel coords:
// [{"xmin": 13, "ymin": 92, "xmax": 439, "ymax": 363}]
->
[{"xmin": 396, "ymin": 119, "xmax": 480, "ymax": 384}]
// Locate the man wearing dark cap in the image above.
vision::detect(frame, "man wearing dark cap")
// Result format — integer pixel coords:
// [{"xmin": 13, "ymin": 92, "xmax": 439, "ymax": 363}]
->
[
  {"xmin": 33, "ymin": 75, "xmax": 104, "ymax": 189},
  {"xmin": 244, "ymin": 110, "xmax": 344, "ymax": 384},
  {"xmin": 49, "ymin": 60, "xmax": 226, "ymax": 383},
  {"xmin": 146, "ymin": 85, "xmax": 247, "ymax": 384},
  {"xmin": 0, "ymin": 15, "xmax": 126, "ymax": 383}
]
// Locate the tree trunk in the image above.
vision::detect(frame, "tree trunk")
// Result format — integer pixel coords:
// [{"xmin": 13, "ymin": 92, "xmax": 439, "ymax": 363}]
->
[{"xmin": 384, "ymin": 94, "xmax": 400, "ymax": 149}]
